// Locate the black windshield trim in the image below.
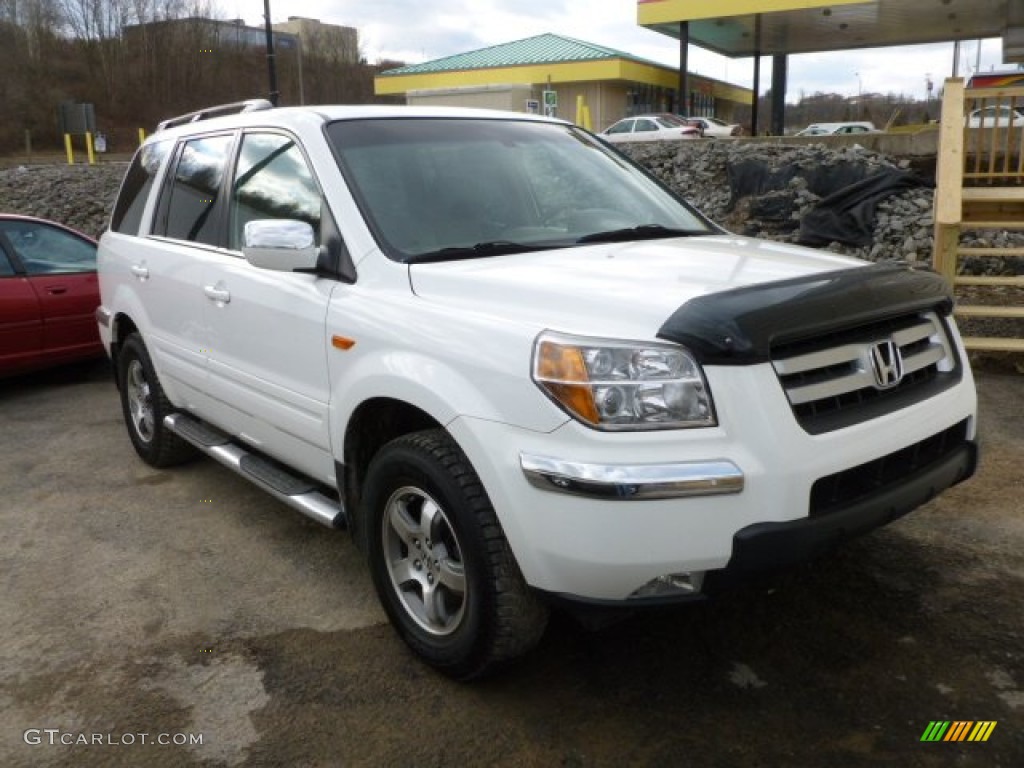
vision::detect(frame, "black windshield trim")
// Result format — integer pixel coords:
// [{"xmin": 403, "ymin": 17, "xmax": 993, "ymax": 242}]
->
[
  {"xmin": 575, "ymin": 224, "xmax": 710, "ymax": 245},
  {"xmin": 406, "ymin": 241, "xmax": 569, "ymax": 264}
]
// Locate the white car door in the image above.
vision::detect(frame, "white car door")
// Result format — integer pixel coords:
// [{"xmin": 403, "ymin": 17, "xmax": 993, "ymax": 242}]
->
[
  {"xmin": 201, "ymin": 131, "xmax": 336, "ymax": 483},
  {"xmin": 108, "ymin": 135, "xmax": 230, "ymax": 410}
]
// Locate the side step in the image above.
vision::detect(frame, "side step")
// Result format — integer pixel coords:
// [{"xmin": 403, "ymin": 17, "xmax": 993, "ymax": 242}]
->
[{"xmin": 164, "ymin": 413, "xmax": 346, "ymax": 529}]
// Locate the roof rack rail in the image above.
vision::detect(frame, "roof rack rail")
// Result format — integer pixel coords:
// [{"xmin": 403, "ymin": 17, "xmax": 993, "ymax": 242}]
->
[{"xmin": 156, "ymin": 99, "xmax": 275, "ymax": 132}]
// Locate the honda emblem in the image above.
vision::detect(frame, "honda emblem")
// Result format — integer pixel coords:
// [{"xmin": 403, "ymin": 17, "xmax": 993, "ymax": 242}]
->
[{"xmin": 869, "ymin": 339, "xmax": 904, "ymax": 389}]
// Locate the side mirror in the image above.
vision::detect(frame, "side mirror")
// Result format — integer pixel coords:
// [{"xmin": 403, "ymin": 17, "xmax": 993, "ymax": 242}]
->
[{"xmin": 242, "ymin": 220, "xmax": 319, "ymax": 272}]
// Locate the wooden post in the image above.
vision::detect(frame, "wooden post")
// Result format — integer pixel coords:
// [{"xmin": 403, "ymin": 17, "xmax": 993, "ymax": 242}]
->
[{"xmin": 932, "ymin": 78, "xmax": 966, "ymax": 284}]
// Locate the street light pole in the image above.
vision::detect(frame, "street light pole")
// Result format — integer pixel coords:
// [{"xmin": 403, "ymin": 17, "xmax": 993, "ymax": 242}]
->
[{"xmin": 263, "ymin": 0, "xmax": 279, "ymax": 106}]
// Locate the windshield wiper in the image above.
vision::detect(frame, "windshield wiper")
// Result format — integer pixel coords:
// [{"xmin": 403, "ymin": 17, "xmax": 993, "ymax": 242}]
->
[
  {"xmin": 407, "ymin": 240, "xmax": 562, "ymax": 264},
  {"xmin": 575, "ymin": 224, "xmax": 708, "ymax": 244}
]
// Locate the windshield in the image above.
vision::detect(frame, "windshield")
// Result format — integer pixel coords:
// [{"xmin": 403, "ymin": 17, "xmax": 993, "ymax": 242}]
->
[{"xmin": 325, "ymin": 117, "xmax": 716, "ymax": 262}]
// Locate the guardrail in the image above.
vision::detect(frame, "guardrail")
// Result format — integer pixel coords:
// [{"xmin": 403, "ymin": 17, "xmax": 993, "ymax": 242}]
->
[{"xmin": 933, "ymin": 77, "xmax": 1024, "ymax": 353}]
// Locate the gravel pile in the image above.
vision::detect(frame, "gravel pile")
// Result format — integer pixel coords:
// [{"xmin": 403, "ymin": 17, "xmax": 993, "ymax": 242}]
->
[
  {"xmin": 620, "ymin": 140, "xmax": 1024, "ymax": 275},
  {"xmin": 0, "ymin": 163, "xmax": 126, "ymax": 240}
]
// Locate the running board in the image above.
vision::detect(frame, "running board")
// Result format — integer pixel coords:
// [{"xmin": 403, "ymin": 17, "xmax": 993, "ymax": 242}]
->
[{"xmin": 164, "ymin": 413, "xmax": 346, "ymax": 529}]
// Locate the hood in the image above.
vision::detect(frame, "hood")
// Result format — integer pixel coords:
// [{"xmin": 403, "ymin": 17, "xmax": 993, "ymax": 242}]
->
[{"xmin": 408, "ymin": 235, "xmax": 863, "ymax": 338}]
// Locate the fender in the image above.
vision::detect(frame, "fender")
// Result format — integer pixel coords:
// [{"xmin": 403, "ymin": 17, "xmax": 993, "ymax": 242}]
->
[{"xmin": 326, "ymin": 344, "xmax": 567, "ymax": 452}]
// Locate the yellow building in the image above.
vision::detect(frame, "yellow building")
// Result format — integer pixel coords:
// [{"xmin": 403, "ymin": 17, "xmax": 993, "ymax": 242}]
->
[{"xmin": 374, "ymin": 33, "xmax": 752, "ymax": 131}]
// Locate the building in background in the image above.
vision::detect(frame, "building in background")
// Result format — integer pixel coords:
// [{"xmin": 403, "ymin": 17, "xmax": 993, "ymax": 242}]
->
[
  {"xmin": 272, "ymin": 17, "xmax": 359, "ymax": 63},
  {"xmin": 125, "ymin": 16, "xmax": 359, "ymax": 61},
  {"xmin": 374, "ymin": 33, "xmax": 751, "ymax": 131},
  {"xmin": 123, "ymin": 17, "xmax": 299, "ymax": 52}
]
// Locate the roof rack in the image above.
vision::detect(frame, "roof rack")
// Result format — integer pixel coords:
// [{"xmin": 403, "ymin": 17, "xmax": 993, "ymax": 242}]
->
[{"xmin": 156, "ymin": 99, "xmax": 275, "ymax": 132}]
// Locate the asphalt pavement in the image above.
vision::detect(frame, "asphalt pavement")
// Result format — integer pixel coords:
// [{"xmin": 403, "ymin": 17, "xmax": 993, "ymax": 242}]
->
[{"xmin": 1, "ymin": 360, "xmax": 1021, "ymax": 767}]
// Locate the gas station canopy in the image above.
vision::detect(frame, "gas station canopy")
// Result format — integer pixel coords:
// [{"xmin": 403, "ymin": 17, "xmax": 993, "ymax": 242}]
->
[{"xmin": 637, "ymin": 0, "xmax": 1023, "ymax": 61}]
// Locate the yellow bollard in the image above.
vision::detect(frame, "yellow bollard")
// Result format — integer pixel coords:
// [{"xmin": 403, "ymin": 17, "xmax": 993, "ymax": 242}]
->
[
  {"xmin": 581, "ymin": 104, "xmax": 593, "ymax": 132},
  {"xmin": 86, "ymin": 132, "xmax": 96, "ymax": 165},
  {"xmin": 576, "ymin": 94, "xmax": 584, "ymax": 127},
  {"xmin": 138, "ymin": 128, "xmax": 147, "ymax": 145},
  {"xmin": 64, "ymin": 134, "xmax": 74, "ymax": 165}
]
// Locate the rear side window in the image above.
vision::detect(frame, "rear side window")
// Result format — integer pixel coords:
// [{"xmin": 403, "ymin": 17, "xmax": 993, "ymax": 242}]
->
[
  {"xmin": 111, "ymin": 141, "xmax": 171, "ymax": 235},
  {"xmin": 160, "ymin": 134, "xmax": 234, "ymax": 246}
]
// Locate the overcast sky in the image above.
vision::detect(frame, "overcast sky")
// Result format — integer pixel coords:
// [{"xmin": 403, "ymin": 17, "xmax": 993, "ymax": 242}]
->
[{"xmin": 232, "ymin": 0, "xmax": 1008, "ymax": 102}]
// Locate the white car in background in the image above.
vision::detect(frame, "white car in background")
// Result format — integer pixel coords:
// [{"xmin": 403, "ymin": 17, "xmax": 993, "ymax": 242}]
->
[
  {"xmin": 600, "ymin": 114, "xmax": 700, "ymax": 144},
  {"xmin": 684, "ymin": 116, "xmax": 743, "ymax": 137},
  {"xmin": 965, "ymin": 105, "xmax": 1024, "ymax": 128},
  {"xmin": 796, "ymin": 121, "xmax": 881, "ymax": 136}
]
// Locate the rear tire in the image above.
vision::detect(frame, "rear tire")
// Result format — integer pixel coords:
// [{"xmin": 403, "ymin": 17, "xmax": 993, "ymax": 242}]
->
[
  {"xmin": 117, "ymin": 334, "xmax": 195, "ymax": 468},
  {"xmin": 363, "ymin": 429, "xmax": 548, "ymax": 679}
]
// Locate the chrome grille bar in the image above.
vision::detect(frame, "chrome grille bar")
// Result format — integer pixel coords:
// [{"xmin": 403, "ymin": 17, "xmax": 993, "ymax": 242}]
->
[{"xmin": 772, "ymin": 313, "xmax": 955, "ymax": 409}]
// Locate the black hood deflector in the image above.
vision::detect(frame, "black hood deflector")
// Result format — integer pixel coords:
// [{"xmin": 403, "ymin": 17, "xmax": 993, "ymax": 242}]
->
[{"xmin": 656, "ymin": 261, "xmax": 954, "ymax": 365}]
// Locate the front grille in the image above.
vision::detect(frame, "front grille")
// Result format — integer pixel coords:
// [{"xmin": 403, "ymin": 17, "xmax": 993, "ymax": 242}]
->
[
  {"xmin": 771, "ymin": 312, "xmax": 961, "ymax": 434},
  {"xmin": 810, "ymin": 420, "xmax": 969, "ymax": 517}
]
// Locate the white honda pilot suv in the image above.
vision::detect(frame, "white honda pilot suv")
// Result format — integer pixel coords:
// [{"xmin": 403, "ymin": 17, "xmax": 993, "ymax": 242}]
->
[{"xmin": 97, "ymin": 100, "xmax": 978, "ymax": 679}]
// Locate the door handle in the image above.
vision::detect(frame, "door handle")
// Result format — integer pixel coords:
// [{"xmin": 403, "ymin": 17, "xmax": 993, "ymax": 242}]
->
[
  {"xmin": 203, "ymin": 285, "xmax": 231, "ymax": 304},
  {"xmin": 46, "ymin": 286, "xmax": 68, "ymax": 295},
  {"xmin": 130, "ymin": 264, "xmax": 149, "ymax": 279}
]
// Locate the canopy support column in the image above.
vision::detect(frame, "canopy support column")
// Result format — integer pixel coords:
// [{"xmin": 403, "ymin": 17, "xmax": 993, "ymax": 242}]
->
[
  {"xmin": 771, "ymin": 54, "xmax": 788, "ymax": 135},
  {"xmin": 678, "ymin": 22, "xmax": 690, "ymax": 115}
]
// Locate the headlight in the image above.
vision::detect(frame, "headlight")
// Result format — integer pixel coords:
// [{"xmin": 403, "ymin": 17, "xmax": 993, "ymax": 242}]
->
[{"xmin": 532, "ymin": 331, "xmax": 716, "ymax": 430}]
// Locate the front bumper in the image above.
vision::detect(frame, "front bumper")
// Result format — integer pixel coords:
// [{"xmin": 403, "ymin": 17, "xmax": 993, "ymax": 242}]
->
[
  {"xmin": 715, "ymin": 438, "xmax": 977, "ymax": 575},
  {"xmin": 447, "ymin": 359, "xmax": 977, "ymax": 603}
]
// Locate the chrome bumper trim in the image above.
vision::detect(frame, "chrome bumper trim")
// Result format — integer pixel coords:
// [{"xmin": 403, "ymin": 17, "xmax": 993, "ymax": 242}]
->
[
  {"xmin": 520, "ymin": 453, "xmax": 744, "ymax": 500},
  {"xmin": 95, "ymin": 306, "xmax": 113, "ymax": 327}
]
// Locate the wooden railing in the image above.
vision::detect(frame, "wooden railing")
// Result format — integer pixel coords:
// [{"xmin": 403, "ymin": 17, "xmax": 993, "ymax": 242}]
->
[{"xmin": 933, "ymin": 78, "xmax": 1024, "ymax": 353}]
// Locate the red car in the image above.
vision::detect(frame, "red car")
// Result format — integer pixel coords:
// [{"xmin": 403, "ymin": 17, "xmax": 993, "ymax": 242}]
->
[{"xmin": 0, "ymin": 214, "xmax": 102, "ymax": 376}]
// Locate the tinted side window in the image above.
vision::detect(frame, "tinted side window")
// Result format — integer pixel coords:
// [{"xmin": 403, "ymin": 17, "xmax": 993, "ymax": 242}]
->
[
  {"xmin": 0, "ymin": 249, "xmax": 14, "ymax": 276},
  {"xmin": 634, "ymin": 119, "xmax": 658, "ymax": 132},
  {"xmin": 111, "ymin": 140, "xmax": 171, "ymax": 235},
  {"xmin": 228, "ymin": 133, "xmax": 322, "ymax": 251},
  {"xmin": 0, "ymin": 221, "xmax": 96, "ymax": 274},
  {"xmin": 607, "ymin": 120, "xmax": 633, "ymax": 135},
  {"xmin": 163, "ymin": 135, "xmax": 233, "ymax": 246}
]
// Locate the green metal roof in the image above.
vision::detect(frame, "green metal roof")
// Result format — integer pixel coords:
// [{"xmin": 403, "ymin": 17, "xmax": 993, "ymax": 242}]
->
[{"xmin": 380, "ymin": 33, "xmax": 666, "ymax": 76}]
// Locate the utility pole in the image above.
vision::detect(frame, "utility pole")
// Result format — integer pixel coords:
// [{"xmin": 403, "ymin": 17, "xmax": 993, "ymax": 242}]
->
[{"xmin": 263, "ymin": 0, "xmax": 279, "ymax": 106}]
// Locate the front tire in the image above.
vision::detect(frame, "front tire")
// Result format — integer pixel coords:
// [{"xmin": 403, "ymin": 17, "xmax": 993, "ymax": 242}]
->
[
  {"xmin": 363, "ymin": 429, "xmax": 548, "ymax": 679},
  {"xmin": 117, "ymin": 334, "xmax": 195, "ymax": 468}
]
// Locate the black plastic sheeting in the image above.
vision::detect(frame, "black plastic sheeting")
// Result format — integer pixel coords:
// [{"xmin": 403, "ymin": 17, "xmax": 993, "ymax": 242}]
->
[
  {"xmin": 728, "ymin": 159, "xmax": 872, "ymax": 201},
  {"xmin": 798, "ymin": 170, "xmax": 928, "ymax": 247},
  {"xmin": 727, "ymin": 158, "xmax": 930, "ymax": 247}
]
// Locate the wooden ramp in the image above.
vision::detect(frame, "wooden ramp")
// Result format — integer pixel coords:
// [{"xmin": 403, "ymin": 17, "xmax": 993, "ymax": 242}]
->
[{"xmin": 933, "ymin": 78, "xmax": 1024, "ymax": 353}]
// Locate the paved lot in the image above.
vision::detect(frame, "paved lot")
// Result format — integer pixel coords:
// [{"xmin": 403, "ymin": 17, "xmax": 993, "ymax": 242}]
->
[{"xmin": 1, "ymin": 360, "xmax": 1022, "ymax": 767}]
